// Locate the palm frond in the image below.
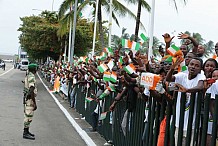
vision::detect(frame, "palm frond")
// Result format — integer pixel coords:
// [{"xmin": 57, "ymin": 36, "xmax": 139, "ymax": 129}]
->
[
  {"xmin": 141, "ymin": 0, "xmax": 151, "ymax": 11},
  {"xmin": 113, "ymin": 1, "xmax": 146, "ymax": 30},
  {"xmin": 58, "ymin": 0, "xmax": 74, "ymax": 18},
  {"xmin": 112, "ymin": 12, "xmax": 120, "ymax": 27}
]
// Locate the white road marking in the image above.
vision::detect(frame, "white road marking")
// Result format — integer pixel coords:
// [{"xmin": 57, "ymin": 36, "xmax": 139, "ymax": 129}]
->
[
  {"xmin": 0, "ymin": 67, "xmax": 14, "ymax": 77},
  {"xmin": 37, "ymin": 73, "xmax": 97, "ymax": 146}
]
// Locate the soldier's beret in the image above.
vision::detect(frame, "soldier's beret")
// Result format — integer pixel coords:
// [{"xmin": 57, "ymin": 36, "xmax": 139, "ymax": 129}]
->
[{"xmin": 28, "ymin": 64, "xmax": 38, "ymax": 69}]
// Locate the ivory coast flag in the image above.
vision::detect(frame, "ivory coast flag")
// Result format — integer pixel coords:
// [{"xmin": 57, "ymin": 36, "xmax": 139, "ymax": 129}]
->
[
  {"xmin": 107, "ymin": 85, "xmax": 116, "ymax": 92},
  {"xmin": 85, "ymin": 97, "xmax": 94, "ymax": 102},
  {"xmin": 103, "ymin": 71, "xmax": 111, "ymax": 81},
  {"xmin": 124, "ymin": 63, "xmax": 136, "ymax": 74},
  {"xmin": 118, "ymin": 57, "xmax": 123, "ymax": 68},
  {"xmin": 140, "ymin": 33, "xmax": 148, "ymax": 42},
  {"xmin": 110, "ymin": 71, "xmax": 117, "ymax": 83},
  {"xmin": 167, "ymin": 45, "xmax": 180, "ymax": 56},
  {"xmin": 92, "ymin": 76, "xmax": 98, "ymax": 82},
  {"xmin": 107, "ymin": 60, "xmax": 114, "ymax": 70},
  {"xmin": 99, "ymin": 89, "xmax": 110, "ymax": 99},
  {"xmin": 178, "ymin": 60, "xmax": 187, "ymax": 72},
  {"xmin": 98, "ymin": 64, "xmax": 108, "ymax": 73},
  {"xmin": 79, "ymin": 56, "xmax": 86, "ymax": 62},
  {"xmin": 122, "ymin": 39, "xmax": 132, "ymax": 48},
  {"xmin": 165, "ymin": 56, "xmax": 173, "ymax": 62},
  {"xmin": 104, "ymin": 47, "xmax": 113, "ymax": 54},
  {"xmin": 100, "ymin": 52, "xmax": 107, "ymax": 60},
  {"xmin": 99, "ymin": 112, "xmax": 107, "ymax": 120},
  {"xmin": 131, "ymin": 41, "xmax": 141, "ymax": 51}
]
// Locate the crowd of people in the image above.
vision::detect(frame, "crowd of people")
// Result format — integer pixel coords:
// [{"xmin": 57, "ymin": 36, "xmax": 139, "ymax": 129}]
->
[{"xmin": 40, "ymin": 32, "xmax": 218, "ymax": 146}]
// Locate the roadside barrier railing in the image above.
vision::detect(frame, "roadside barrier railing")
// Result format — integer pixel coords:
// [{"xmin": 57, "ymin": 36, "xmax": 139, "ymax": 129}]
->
[
  {"xmin": 39, "ymin": 73, "xmax": 218, "ymax": 146},
  {"xmin": 73, "ymin": 83, "xmax": 218, "ymax": 146}
]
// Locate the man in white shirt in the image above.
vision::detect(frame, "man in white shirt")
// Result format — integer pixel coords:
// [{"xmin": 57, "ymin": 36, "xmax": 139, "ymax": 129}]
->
[
  {"xmin": 166, "ymin": 57, "xmax": 206, "ymax": 146},
  {"xmin": 206, "ymin": 80, "xmax": 218, "ymax": 116}
]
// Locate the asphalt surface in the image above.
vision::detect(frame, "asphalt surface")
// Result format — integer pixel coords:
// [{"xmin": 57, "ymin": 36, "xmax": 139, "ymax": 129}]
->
[{"xmin": 0, "ymin": 63, "xmax": 91, "ymax": 146}]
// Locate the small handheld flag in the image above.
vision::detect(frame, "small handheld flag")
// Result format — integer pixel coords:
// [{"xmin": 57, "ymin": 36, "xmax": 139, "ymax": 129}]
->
[
  {"xmin": 98, "ymin": 64, "xmax": 109, "ymax": 73},
  {"xmin": 99, "ymin": 112, "xmax": 107, "ymax": 120},
  {"xmin": 124, "ymin": 63, "xmax": 136, "ymax": 74}
]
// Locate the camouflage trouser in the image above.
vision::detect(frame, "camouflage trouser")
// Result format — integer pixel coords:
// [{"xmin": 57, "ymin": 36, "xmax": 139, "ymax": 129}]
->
[{"xmin": 24, "ymin": 100, "xmax": 34, "ymax": 128}]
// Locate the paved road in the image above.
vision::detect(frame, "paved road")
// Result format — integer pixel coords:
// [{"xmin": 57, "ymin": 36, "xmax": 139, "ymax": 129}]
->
[{"xmin": 0, "ymin": 63, "xmax": 87, "ymax": 146}]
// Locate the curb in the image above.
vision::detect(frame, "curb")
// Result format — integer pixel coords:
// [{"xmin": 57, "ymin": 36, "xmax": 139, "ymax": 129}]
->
[{"xmin": 37, "ymin": 72, "xmax": 97, "ymax": 146}]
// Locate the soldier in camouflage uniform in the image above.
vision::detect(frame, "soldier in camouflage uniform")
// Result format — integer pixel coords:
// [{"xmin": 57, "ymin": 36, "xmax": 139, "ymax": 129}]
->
[{"xmin": 23, "ymin": 64, "xmax": 38, "ymax": 140}]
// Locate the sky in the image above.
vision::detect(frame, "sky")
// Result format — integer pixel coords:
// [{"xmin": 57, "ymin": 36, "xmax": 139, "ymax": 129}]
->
[{"xmin": 0, "ymin": 0, "xmax": 218, "ymax": 55}]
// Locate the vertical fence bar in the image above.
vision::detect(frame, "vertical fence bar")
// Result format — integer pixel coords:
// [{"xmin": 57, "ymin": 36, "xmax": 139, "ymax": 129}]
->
[
  {"xmin": 126, "ymin": 111, "xmax": 131, "ymax": 146},
  {"xmin": 145, "ymin": 97, "xmax": 153, "ymax": 145},
  {"xmin": 134, "ymin": 99, "xmax": 145, "ymax": 146},
  {"xmin": 185, "ymin": 93, "xmax": 196, "ymax": 146},
  {"xmin": 211, "ymin": 94, "xmax": 218, "ymax": 146},
  {"xmin": 193, "ymin": 92, "xmax": 203, "ymax": 146},
  {"xmin": 148, "ymin": 99, "xmax": 156, "ymax": 146},
  {"xmin": 177, "ymin": 92, "xmax": 186, "ymax": 146},
  {"xmin": 170, "ymin": 91, "xmax": 178, "ymax": 146},
  {"xmin": 200, "ymin": 93, "xmax": 210, "ymax": 146},
  {"xmin": 152, "ymin": 102, "xmax": 161, "ymax": 146},
  {"xmin": 164, "ymin": 102, "xmax": 172, "ymax": 146},
  {"xmin": 160, "ymin": 99, "xmax": 167, "ymax": 122}
]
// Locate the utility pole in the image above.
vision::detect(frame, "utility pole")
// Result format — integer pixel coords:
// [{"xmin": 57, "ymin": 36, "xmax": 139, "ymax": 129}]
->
[
  {"xmin": 108, "ymin": 0, "xmax": 112, "ymax": 48},
  {"xmin": 148, "ymin": 0, "xmax": 155, "ymax": 60},
  {"xmin": 91, "ymin": 0, "xmax": 99, "ymax": 58},
  {"xmin": 70, "ymin": 0, "xmax": 78, "ymax": 66}
]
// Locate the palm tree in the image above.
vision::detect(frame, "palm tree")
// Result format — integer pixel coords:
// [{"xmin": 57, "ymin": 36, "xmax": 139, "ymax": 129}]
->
[
  {"xmin": 141, "ymin": 36, "xmax": 162, "ymax": 57},
  {"xmin": 111, "ymin": 27, "xmax": 130, "ymax": 50},
  {"xmin": 204, "ymin": 40, "xmax": 214, "ymax": 57},
  {"xmin": 179, "ymin": 31, "xmax": 214, "ymax": 57},
  {"xmin": 134, "ymin": 0, "xmax": 150, "ymax": 41},
  {"xmin": 58, "ymin": 0, "xmax": 150, "ymax": 49},
  {"xmin": 111, "ymin": 28, "xmax": 161, "ymax": 56}
]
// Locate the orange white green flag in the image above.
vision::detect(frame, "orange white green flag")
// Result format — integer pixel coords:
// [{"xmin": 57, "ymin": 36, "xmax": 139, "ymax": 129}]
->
[
  {"xmin": 99, "ymin": 112, "xmax": 107, "ymax": 120},
  {"xmin": 167, "ymin": 45, "xmax": 181, "ymax": 56},
  {"xmin": 110, "ymin": 71, "xmax": 117, "ymax": 83},
  {"xmin": 100, "ymin": 52, "xmax": 107, "ymax": 60},
  {"xmin": 122, "ymin": 39, "xmax": 132, "ymax": 49},
  {"xmin": 85, "ymin": 97, "xmax": 94, "ymax": 102},
  {"xmin": 107, "ymin": 85, "xmax": 116, "ymax": 92},
  {"xmin": 104, "ymin": 47, "xmax": 113, "ymax": 54},
  {"xmin": 178, "ymin": 60, "xmax": 187, "ymax": 72},
  {"xmin": 124, "ymin": 63, "xmax": 136, "ymax": 74},
  {"xmin": 107, "ymin": 60, "xmax": 114, "ymax": 70},
  {"xmin": 140, "ymin": 33, "xmax": 148, "ymax": 42},
  {"xmin": 103, "ymin": 71, "xmax": 111, "ymax": 81},
  {"xmin": 98, "ymin": 64, "xmax": 108, "ymax": 73},
  {"xmin": 131, "ymin": 41, "xmax": 141, "ymax": 51}
]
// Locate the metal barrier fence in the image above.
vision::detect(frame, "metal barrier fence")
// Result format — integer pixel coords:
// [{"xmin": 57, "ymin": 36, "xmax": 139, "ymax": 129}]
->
[{"xmin": 72, "ymin": 84, "xmax": 218, "ymax": 146}]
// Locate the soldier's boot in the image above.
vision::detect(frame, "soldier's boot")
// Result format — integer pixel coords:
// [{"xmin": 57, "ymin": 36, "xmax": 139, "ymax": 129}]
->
[
  {"xmin": 27, "ymin": 128, "xmax": 35, "ymax": 137},
  {"xmin": 23, "ymin": 128, "xmax": 35, "ymax": 140}
]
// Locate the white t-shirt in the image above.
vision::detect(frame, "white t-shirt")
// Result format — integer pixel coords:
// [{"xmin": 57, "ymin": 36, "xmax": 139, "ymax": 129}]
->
[
  {"xmin": 206, "ymin": 80, "xmax": 218, "ymax": 134},
  {"xmin": 206, "ymin": 80, "xmax": 218, "ymax": 99},
  {"xmin": 174, "ymin": 72, "xmax": 206, "ymax": 131}
]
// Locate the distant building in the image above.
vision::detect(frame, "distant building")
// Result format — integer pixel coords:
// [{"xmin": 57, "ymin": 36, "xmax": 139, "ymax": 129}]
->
[{"xmin": 18, "ymin": 48, "xmax": 28, "ymax": 60}]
